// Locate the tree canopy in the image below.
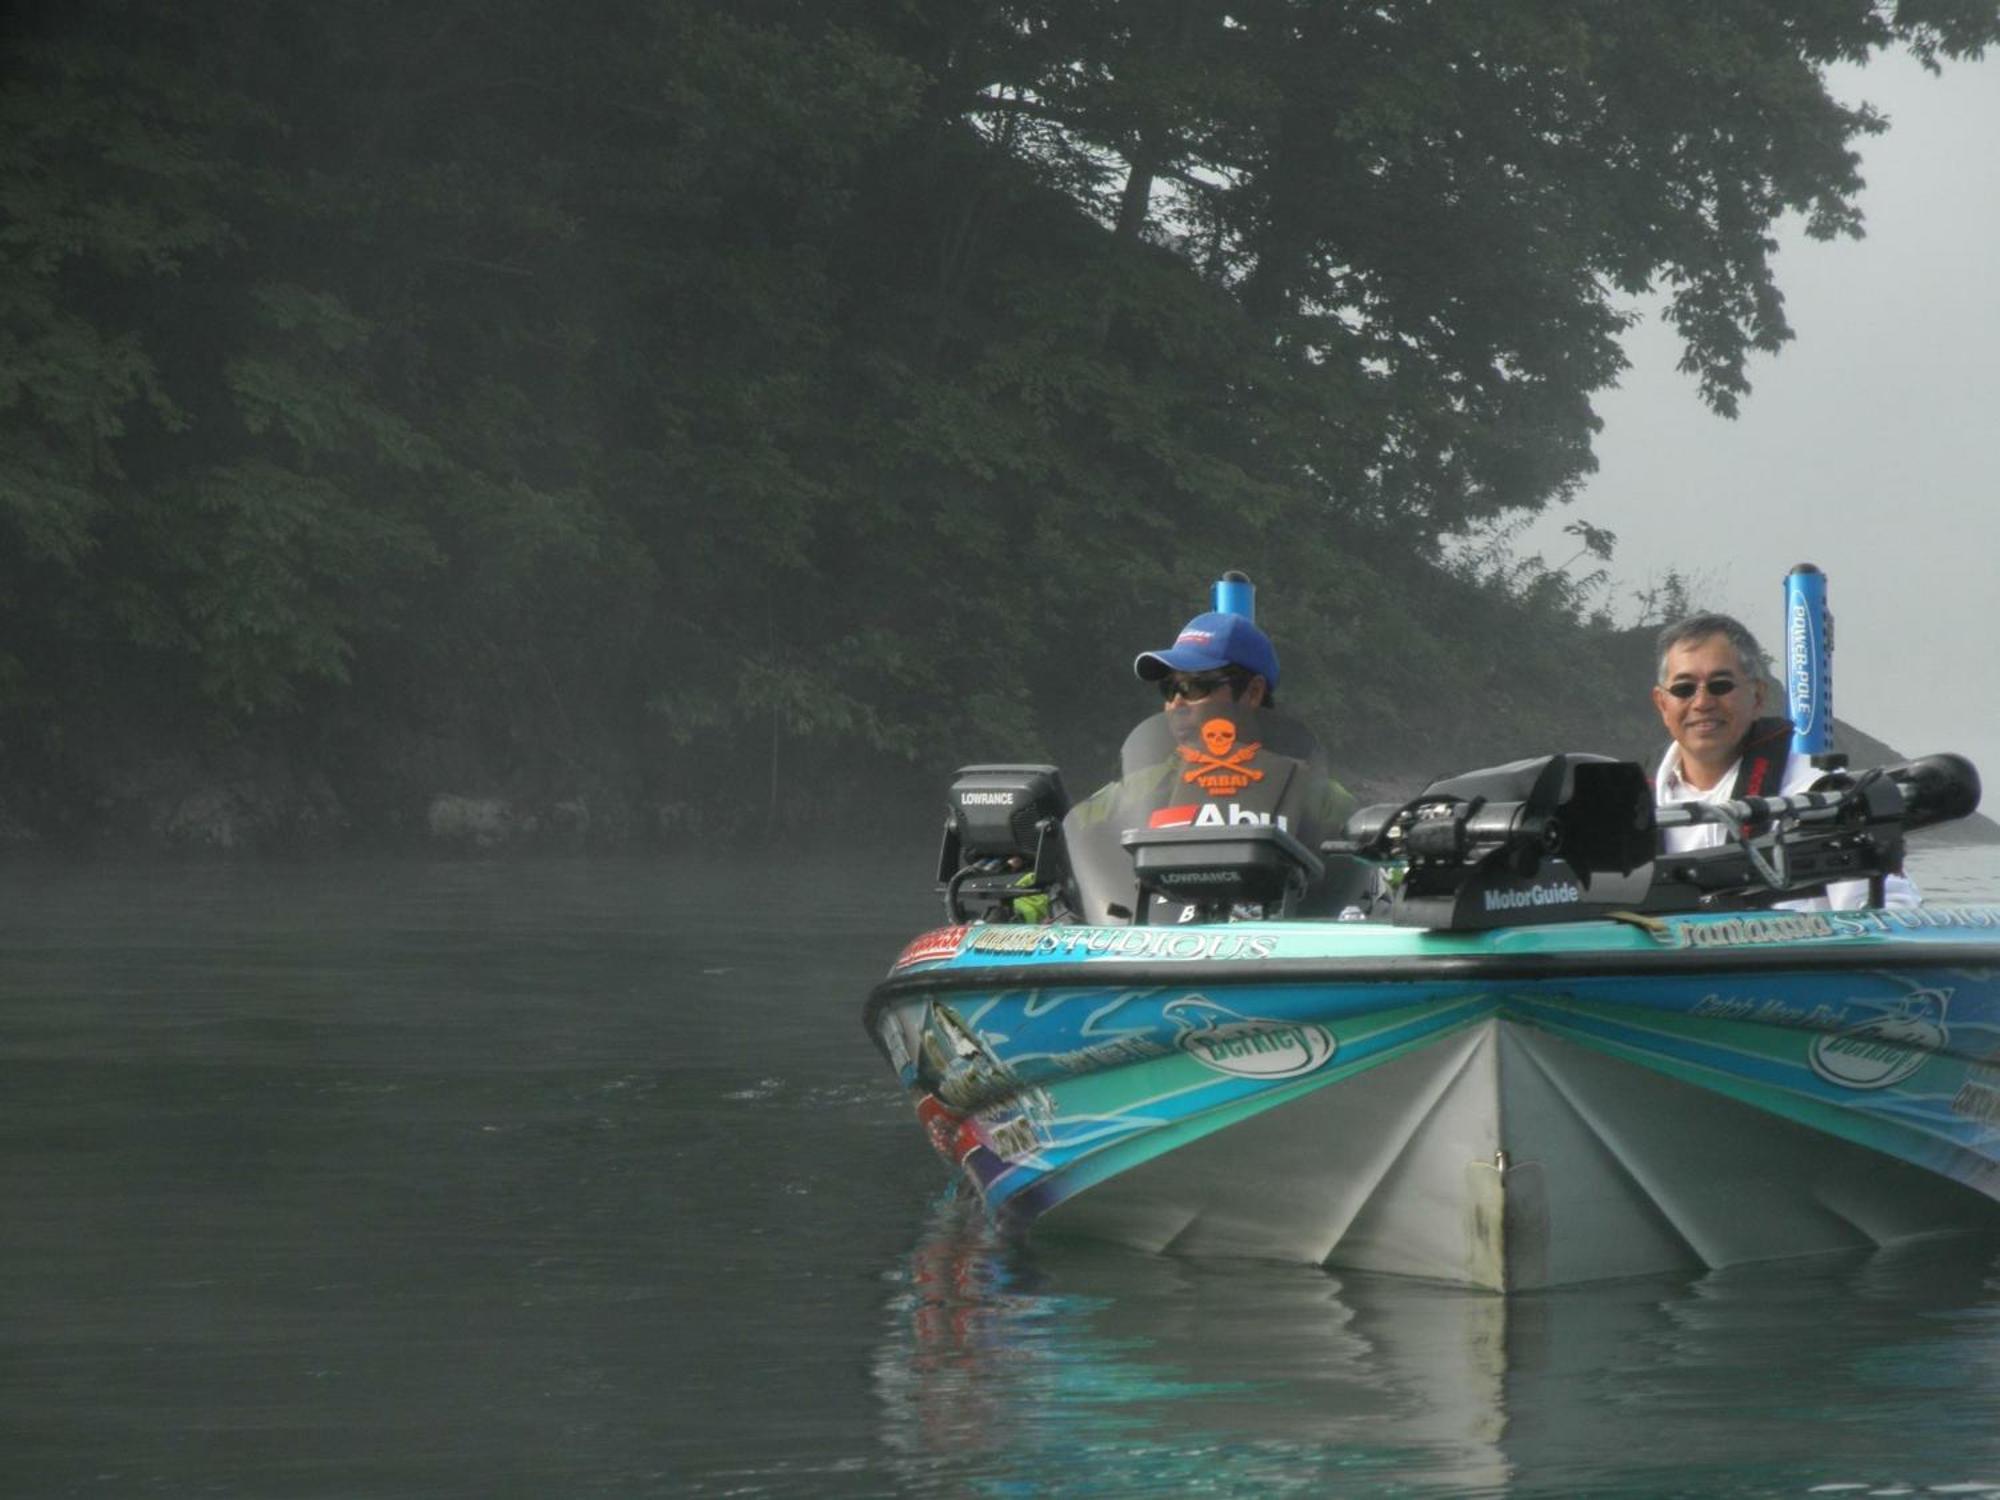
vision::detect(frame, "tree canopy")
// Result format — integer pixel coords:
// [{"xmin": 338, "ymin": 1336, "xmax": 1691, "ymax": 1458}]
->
[{"xmin": 3, "ymin": 0, "xmax": 1993, "ymax": 845}]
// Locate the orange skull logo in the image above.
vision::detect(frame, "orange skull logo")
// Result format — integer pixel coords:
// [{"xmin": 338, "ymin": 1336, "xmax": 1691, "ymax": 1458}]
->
[{"xmin": 1177, "ymin": 717, "xmax": 1264, "ymax": 796}]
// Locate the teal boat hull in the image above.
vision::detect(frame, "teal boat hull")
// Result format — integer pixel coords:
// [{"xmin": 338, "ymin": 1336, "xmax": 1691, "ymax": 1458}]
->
[{"xmin": 866, "ymin": 906, "xmax": 2000, "ymax": 1291}]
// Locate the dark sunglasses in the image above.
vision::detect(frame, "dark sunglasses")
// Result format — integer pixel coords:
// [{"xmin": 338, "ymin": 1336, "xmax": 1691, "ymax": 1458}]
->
[
  {"xmin": 1663, "ymin": 675, "xmax": 1739, "ymax": 700},
  {"xmin": 1159, "ymin": 671, "xmax": 1242, "ymax": 703}
]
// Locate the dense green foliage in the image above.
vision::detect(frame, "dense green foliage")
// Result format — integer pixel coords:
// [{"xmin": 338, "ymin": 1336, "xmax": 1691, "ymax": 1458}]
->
[{"xmin": 2, "ymin": 0, "xmax": 1993, "ymax": 846}]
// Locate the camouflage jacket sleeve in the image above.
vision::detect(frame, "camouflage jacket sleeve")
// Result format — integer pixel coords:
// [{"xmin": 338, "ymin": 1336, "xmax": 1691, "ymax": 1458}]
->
[{"xmin": 1313, "ymin": 773, "xmax": 1359, "ymax": 838}]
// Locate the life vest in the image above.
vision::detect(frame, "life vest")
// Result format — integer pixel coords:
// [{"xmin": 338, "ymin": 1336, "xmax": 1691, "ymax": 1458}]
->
[
  {"xmin": 1728, "ymin": 717, "xmax": 1794, "ymax": 799},
  {"xmin": 1655, "ymin": 717, "xmax": 1794, "ymax": 800}
]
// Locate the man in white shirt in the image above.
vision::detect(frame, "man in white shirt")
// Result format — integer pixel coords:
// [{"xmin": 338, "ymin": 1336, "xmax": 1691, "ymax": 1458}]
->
[{"xmin": 1651, "ymin": 612, "xmax": 1918, "ymax": 910}]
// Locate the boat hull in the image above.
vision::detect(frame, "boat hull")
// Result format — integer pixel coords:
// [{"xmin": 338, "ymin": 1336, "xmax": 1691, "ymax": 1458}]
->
[{"xmin": 866, "ymin": 907, "xmax": 2000, "ymax": 1291}]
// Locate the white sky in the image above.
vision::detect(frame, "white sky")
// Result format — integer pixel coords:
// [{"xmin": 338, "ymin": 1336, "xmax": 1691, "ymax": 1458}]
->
[{"xmin": 1516, "ymin": 48, "xmax": 2000, "ymax": 779}]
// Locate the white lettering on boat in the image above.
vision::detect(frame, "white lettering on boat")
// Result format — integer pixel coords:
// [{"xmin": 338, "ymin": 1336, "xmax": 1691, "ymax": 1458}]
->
[
  {"xmin": 1831, "ymin": 906, "xmax": 2000, "ymax": 937},
  {"xmin": 1661, "ymin": 912, "xmax": 1836, "ymax": 948},
  {"xmin": 1046, "ymin": 1036, "xmax": 1170, "ymax": 1074},
  {"xmin": 968, "ymin": 926, "xmax": 1278, "ymax": 961},
  {"xmin": 1179, "ymin": 1020, "xmax": 1335, "ymax": 1079},
  {"xmin": 1879, "ymin": 905, "xmax": 2000, "ymax": 930},
  {"xmin": 1691, "ymin": 993, "xmax": 1854, "ymax": 1029},
  {"xmin": 1165, "ymin": 995, "xmax": 1336, "ymax": 1079},
  {"xmin": 1808, "ymin": 988, "xmax": 1951, "ymax": 1090},
  {"xmin": 894, "ymin": 926, "xmax": 969, "ymax": 969}
]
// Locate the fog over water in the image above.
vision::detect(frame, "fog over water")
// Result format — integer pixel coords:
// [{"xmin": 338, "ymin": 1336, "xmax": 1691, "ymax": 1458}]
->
[
  {"xmin": 1519, "ymin": 50, "xmax": 2000, "ymax": 783},
  {"xmin": 4, "ymin": 846, "xmax": 2000, "ymax": 1496}
]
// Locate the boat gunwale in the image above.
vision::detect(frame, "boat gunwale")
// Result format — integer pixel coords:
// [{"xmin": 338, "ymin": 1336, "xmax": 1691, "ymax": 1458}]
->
[{"xmin": 863, "ymin": 939, "xmax": 2000, "ymax": 1038}]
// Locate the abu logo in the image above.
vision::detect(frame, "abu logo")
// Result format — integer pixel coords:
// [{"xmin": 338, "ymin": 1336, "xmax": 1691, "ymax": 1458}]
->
[
  {"xmin": 1164, "ymin": 996, "xmax": 1336, "ymax": 1079},
  {"xmin": 1148, "ymin": 803, "xmax": 1290, "ymax": 831},
  {"xmin": 1809, "ymin": 987, "xmax": 1951, "ymax": 1090}
]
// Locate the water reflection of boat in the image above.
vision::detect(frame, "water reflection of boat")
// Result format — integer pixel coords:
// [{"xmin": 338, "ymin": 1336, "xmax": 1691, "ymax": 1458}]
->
[
  {"xmin": 873, "ymin": 1195, "xmax": 2000, "ymax": 1496},
  {"xmin": 867, "ymin": 695, "xmax": 2000, "ymax": 1291},
  {"xmin": 873, "ymin": 1192, "xmax": 1515, "ymax": 1495}
]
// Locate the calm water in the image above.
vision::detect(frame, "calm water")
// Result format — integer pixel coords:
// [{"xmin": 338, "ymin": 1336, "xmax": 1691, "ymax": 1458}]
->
[{"xmin": 4, "ymin": 843, "xmax": 2000, "ymax": 1498}]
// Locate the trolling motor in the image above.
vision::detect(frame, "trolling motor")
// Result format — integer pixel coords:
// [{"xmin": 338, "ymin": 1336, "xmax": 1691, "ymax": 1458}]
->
[
  {"xmin": 935, "ymin": 764, "xmax": 1071, "ymax": 922},
  {"xmin": 1338, "ymin": 751, "xmax": 1980, "ymax": 928},
  {"xmin": 1649, "ymin": 753, "xmax": 1980, "ymax": 906},
  {"xmin": 1335, "ymin": 753, "xmax": 1658, "ymax": 929}
]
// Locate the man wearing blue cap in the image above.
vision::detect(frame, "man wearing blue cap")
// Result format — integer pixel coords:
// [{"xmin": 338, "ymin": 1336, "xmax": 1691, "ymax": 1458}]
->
[
  {"xmin": 1011, "ymin": 601, "xmax": 1356, "ymax": 924},
  {"xmin": 1132, "ymin": 608, "xmax": 1282, "ymax": 715},
  {"xmin": 1126, "ymin": 605, "xmax": 1352, "ymax": 830}
]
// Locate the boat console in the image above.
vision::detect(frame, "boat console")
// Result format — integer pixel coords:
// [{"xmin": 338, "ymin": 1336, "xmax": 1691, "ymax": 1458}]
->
[
  {"xmin": 932, "ymin": 735, "xmax": 1981, "ymax": 932},
  {"xmin": 1118, "ymin": 822, "xmax": 1324, "ymax": 924},
  {"xmin": 935, "ymin": 764, "xmax": 1071, "ymax": 923}
]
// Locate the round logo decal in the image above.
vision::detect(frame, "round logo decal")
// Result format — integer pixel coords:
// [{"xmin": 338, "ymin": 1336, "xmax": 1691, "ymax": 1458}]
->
[
  {"xmin": 1808, "ymin": 988, "xmax": 1951, "ymax": 1091},
  {"xmin": 1165, "ymin": 996, "xmax": 1336, "ymax": 1079}
]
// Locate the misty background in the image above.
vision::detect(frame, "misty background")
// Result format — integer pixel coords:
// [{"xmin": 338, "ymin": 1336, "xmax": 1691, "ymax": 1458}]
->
[
  {"xmin": 1520, "ymin": 47, "xmax": 2000, "ymax": 781},
  {"xmin": 8, "ymin": 19, "xmax": 2000, "ymax": 1493},
  {"xmin": 4, "ymin": 3, "xmax": 1997, "ymax": 853}
]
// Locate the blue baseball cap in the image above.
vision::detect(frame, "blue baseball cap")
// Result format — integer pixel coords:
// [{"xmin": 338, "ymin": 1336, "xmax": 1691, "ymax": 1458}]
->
[{"xmin": 1134, "ymin": 611, "xmax": 1280, "ymax": 689}]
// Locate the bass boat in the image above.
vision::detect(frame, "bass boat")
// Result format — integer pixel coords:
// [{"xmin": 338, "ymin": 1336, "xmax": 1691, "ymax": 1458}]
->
[{"xmin": 864, "ymin": 590, "xmax": 2000, "ymax": 1292}]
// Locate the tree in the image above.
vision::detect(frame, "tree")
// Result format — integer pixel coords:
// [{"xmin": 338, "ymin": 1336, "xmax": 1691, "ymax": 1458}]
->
[
  {"xmin": 3, "ymin": 0, "xmax": 1994, "ymax": 843},
  {"xmin": 924, "ymin": 0, "xmax": 1999, "ymax": 540}
]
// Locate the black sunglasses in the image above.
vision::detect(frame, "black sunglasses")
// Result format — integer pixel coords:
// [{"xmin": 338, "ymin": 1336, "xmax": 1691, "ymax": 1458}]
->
[
  {"xmin": 1159, "ymin": 671, "xmax": 1243, "ymax": 703},
  {"xmin": 1664, "ymin": 675, "xmax": 1739, "ymax": 700}
]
